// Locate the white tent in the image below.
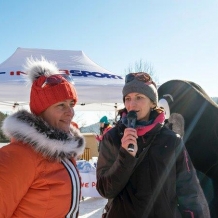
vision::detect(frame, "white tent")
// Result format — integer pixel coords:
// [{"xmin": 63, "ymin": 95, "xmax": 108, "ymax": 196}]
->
[{"xmin": 0, "ymin": 48, "xmax": 125, "ymax": 111}]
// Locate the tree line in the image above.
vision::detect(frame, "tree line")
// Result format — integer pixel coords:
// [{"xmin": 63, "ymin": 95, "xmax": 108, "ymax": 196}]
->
[{"xmin": 0, "ymin": 112, "xmax": 9, "ymax": 142}]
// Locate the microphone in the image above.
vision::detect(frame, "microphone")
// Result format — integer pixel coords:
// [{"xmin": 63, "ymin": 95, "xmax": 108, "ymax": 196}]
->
[{"xmin": 127, "ymin": 110, "xmax": 137, "ymax": 152}]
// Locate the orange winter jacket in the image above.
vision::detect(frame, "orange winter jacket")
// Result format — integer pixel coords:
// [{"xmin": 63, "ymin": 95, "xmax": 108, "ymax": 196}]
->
[
  {"xmin": 0, "ymin": 110, "xmax": 85, "ymax": 218},
  {"xmin": 0, "ymin": 142, "xmax": 80, "ymax": 218}
]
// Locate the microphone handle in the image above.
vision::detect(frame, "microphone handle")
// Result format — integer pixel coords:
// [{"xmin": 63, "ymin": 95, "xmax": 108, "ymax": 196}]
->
[
  {"xmin": 128, "ymin": 144, "xmax": 134, "ymax": 152},
  {"xmin": 127, "ymin": 123, "xmax": 136, "ymax": 152},
  {"xmin": 127, "ymin": 111, "xmax": 137, "ymax": 152}
]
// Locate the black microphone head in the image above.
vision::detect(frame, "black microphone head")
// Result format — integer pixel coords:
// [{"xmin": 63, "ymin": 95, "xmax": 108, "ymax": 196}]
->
[
  {"xmin": 127, "ymin": 110, "xmax": 137, "ymax": 119},
  {"xmin": 127, "ymin": 110, "xmax": 137, "ymax": 128}
]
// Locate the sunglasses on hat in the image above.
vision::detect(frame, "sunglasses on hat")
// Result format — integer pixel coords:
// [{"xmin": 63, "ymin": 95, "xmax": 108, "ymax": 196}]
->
[
  {"xmin": 125, "ymin": 72, "xmax": 156, "ymax": 88},
  {"xmin": 41, "ymin": 74, "xmax": 74, "ymax": 88}
]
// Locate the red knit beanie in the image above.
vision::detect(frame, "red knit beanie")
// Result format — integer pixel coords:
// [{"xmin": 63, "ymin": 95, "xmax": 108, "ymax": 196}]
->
[{"xmin": 25, "ymin": 57, "xmax": 78, "ymax": 115}]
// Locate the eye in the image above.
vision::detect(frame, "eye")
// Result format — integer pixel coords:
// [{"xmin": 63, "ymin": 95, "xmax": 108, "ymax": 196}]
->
[
  {"xmin": 136, "ymin": 96, "xmax": 143, "ymax": 100},
  {"xmin": 70, "ymin": 101, "xmax": 75, "ymax": 107},
  {"xmin": 125, "ymin": 97, "xmax": 131, "ymax": 101},
  {"xmin": 58, "ymin": 103, "xmax": 65, "ymax": 107}
]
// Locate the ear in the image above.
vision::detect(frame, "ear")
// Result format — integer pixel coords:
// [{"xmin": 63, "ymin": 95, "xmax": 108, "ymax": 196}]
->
[{"xmin": 151, "ymin": 102, "xmax": 156, "ymax": 109}]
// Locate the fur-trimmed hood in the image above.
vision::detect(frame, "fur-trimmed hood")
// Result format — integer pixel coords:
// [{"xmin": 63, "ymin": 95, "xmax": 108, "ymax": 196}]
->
[{"xmin": 1, "ymin": 110, "xmax": 85, "ymax": 162}]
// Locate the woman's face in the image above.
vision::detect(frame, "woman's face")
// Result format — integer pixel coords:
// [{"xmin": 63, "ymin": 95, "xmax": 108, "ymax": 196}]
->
[
  {"xmin": 40, "ymin": 99, "xmax": 75, "ymax": 132},
  {"xmin": 100, "ymin": 122, "xmax": 105, "ymax": 128},
  {"xmin": 124, "ymin": 92, "xmax": 155, "ymax": 121}
]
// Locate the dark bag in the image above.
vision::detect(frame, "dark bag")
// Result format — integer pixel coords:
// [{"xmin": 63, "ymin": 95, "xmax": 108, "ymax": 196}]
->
[{"xmin": 101, "ymin": 134, "xmax": 157, "ymax": 218}]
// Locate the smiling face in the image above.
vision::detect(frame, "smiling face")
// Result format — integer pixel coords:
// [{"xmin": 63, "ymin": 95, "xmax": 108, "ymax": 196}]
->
[
  {"xmin": 124, "ymin": 92, "xmax": 155, "ymax": 121},
  {"xmin": 40, "ymin": 99, "xmax": 75, "ymax": 132}
]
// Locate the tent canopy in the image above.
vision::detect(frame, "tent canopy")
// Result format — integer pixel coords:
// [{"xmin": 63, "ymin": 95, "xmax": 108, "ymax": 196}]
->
[{"xmin": 0, "ymin": 48, "xmax": 125, "ymax": 111}]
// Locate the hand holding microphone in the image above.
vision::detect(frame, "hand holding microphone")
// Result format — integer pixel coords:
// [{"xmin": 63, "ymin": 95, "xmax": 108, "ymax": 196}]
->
[{"xmin": 127, "ymin": 111, "xmax": 137, "ymax": 152}]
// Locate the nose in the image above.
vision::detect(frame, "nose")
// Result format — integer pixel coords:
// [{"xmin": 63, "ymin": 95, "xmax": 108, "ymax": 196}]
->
[
  {"xmin": 129, "ymin": 99, "xmax": 137, "ymax": 108},
  {"xmin": 65, "ymin": 105, "xmax": 74, "ymax": 117}
]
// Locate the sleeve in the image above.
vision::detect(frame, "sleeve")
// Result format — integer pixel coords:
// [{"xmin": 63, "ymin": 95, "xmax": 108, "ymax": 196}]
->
[
  {"xmin": 95, "ymin": 134, "xmax": 102, "ymax": 142},
  {"xmin": 0, "ymin": 143, "xmax": 36, "ymax": 217},
  {"xmin": 175, "ymin": 138, "xmax": 210, "ymax": 218},
  {"xmin": 96, "ymin": 131, "xmax": 137, "ymax": 199}
]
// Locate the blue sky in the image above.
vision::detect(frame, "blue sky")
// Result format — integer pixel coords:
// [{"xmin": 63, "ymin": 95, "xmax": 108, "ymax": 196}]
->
[
  {"xmin": 1, "ymin": 0, "xmax": 218, "ymax": 97},
  {"xmin": 0, "ymin": 0, "xmax": 218, "ymax": 125}
]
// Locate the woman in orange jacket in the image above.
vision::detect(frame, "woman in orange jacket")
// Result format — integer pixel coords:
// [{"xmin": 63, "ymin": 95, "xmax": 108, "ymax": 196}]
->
[{"xmin": 0, "ymin": 57, "xmax": 85, "ymax": 218}]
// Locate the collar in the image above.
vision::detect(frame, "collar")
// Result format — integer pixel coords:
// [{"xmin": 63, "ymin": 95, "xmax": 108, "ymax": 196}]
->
[
  {"xmin": 2, "ymin": 110, "xmax": 85, "ymax": 161},
  {"xmin": 122, "ymin": 111, "xmax": 165, "ymax": 136}
]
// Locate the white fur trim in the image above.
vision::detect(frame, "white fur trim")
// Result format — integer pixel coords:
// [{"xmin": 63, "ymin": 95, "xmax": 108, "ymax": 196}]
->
[
  {"xmin": 23, "ymin": 56, "xmax": 60, "ymax": 83},
  {"xmin": 2, "ymin": 111, "xmax": 85, "ymax": 161}
]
